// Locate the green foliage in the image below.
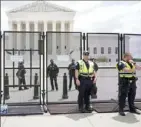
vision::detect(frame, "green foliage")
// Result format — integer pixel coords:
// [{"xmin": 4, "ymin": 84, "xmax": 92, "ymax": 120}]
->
[
  {"xmin": 133, "ymin": 58, "xmax": 141, "ymax": 62},
  {"xmin": 96, "ymin": 56, "xmax": 108, "ymax": 62}
]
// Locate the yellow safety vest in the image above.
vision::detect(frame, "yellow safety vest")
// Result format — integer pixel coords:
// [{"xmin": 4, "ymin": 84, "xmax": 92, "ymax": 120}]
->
[
  {"xmin": 78, "ymin": 60, "xmax": 94, "ymax": 77},
  {"xmin": 116, "ymin": 60, "xmax": 136, "ymax": 78}
]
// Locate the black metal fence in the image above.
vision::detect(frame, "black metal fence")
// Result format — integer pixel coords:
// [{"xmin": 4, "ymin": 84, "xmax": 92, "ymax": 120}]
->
[
  {"xmin": 2, "ymin": 31, "xmax": 45, "ymax": 106},
  {"xmin": 123, "ymin": 34, "xmax": 141, "ymax": 101},
  {"xmin": 46, "ymin": 32, "xmax": 83, "ymax": 105},
  {"xmin": 1, "ymin": 31, "xmax": 141, "ymax": 115}
]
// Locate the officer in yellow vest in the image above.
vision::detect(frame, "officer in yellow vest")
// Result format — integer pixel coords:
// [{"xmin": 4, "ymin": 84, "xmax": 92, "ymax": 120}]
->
[
  {"xmin": 75, "ymin": 51, "xmax": 96, "ymax": 113},
  {"xmin": 116, "ymin": 52, "xmax": 141, "ymax": 116}
]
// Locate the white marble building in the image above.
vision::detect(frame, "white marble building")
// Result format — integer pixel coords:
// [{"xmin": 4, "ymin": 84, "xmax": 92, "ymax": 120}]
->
[{"xmin": 4, "ymin": 1, "xmax": 131, "ymax": 67}]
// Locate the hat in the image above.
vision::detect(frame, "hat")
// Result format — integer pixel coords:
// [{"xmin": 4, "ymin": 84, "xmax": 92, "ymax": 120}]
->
[{"xmin": 83, "ymin": 51, "xmax": 89, "ymax": 55}]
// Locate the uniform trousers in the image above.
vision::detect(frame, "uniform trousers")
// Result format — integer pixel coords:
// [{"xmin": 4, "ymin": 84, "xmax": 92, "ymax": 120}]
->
[
  {"xmin": 78, "ymin": 78, "xmax": 93, "ymax": 109},
  {"xmin": 118, "ymin": 78, "xmax": 136, "ymax": 110},
  {"xmin": 50, "ymin": 76, "xmax": 58, "ymax": 90}
]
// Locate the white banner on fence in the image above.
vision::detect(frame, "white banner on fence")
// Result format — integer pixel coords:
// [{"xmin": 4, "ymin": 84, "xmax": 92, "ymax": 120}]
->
[
  {"xmin": 10, "ymin": 55, "xmax": 23, "ymax": 62},
  {"xmin": 57, "ymin": 55, "xmax": 70, "ymax": 62}
]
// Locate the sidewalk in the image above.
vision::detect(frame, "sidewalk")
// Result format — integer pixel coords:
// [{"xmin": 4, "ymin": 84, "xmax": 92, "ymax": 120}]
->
[{"xmin": 1, "ymin": 112, "xmax": 141, "ymax": 127}]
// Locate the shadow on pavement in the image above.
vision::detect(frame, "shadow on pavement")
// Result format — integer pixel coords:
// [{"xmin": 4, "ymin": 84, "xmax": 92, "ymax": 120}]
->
[
  {"xmin": 112, "ymin": 112, "xmax": 140, "ymax": 124},
  {"xmin": 66, "ymin": 112, "xmax": 94, "ymax": 121}
]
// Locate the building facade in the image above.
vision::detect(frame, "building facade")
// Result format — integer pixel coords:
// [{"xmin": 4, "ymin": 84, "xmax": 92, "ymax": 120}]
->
[{"xmin": 5, "ymin": 1, "xmax": 131, "ymax": 67}]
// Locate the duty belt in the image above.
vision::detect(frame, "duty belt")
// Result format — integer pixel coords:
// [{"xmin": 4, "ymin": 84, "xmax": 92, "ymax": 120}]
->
[
  {"xmin": 79, "ymin": 74, "xmax": 93, "ymax": 77},
  {"xmin": 119, "ymin": 72, "xmax": 136, "ymax": 76}
]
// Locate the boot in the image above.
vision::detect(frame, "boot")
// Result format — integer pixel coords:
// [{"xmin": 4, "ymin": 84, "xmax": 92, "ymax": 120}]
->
[
  {"xmin": 24, "ymin": 86, "xmax": 29, "ymax": 90},
  {"xmin": 119, "ymin": 108, "xmax": 125, "ymax": 116},
  {"xmin": 85, "ymin": 105, "xmax": 93, "ymax": 113},
  {"xmin": 130, "ymin": 109, "xmax": 140, "ymax": 115},
  {"xmin": 19, "ymin": 87, "xmax": 23, "ymax": 91}
]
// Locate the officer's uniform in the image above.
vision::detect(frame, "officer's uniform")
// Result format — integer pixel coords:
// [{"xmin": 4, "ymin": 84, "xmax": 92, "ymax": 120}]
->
[
  {"xmin": 116, "ymin": 60, "xmax": 137, "ymax": 115},
  {"xmin": 47, "ymin": 61, "xmax": 59, "ymax": 91},
  {"xmin": 91, "ymin": 60, "xmax": 98, "ymax": 98},
  {"xmin": 68, "ymin": 60, "xmax": 77, "ymax": 90},
  {"xmin": 76, "ymin": 58, "xmax": 95, "ymax": 112},
  {"xmin": 16, "ymin": 62, "xmax": 28, "ymax": 90}
]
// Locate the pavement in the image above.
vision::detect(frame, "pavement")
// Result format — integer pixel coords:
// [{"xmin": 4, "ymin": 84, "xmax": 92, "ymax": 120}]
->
[
  {"xmin": 1, "ymin": 111, "xmax": 141, "ymax": 127},
  {"xmin": 1, "ymin": 65, "xmax": 141, "ymax": 127},
  {"xmin": 3, "ymin": 68, "xmax": 141, "ymax": 104}
]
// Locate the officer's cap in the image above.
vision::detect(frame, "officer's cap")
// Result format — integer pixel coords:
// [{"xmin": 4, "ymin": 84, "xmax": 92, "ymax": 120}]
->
[{"xmin": 83, "ymin": 51, "xmax": 89, "ymax": 55}]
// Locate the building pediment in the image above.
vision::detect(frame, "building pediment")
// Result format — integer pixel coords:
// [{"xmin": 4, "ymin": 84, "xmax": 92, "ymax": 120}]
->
[{"xmin": 7, "ymin": 1, "xmax": 76, "ymax": 14}]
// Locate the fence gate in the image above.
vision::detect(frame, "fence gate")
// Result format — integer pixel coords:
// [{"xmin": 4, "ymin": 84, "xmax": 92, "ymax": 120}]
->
[
  {"xmin": 1, "ymin": 31, "xmax": 45, "ymax": 116},
  {"xmin": 122, "ymin": 34, "xmax": 141, "ymax": 104},
  {"xmin": 85, "ymin": 33, "xmax": 123, "ymax": 113},
  {"xmin": 46, "ymin": 32, "xmax": 84, "ymax": 114}
]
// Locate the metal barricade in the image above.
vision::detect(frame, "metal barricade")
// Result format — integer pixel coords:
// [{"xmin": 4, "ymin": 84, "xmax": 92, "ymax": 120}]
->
[{"xmin": 1, "ymin": 31, "xmax": 45, "ymax": 116}]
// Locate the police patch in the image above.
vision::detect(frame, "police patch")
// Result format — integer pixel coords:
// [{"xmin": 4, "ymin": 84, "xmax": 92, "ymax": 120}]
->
[{"xmin": 119, "ymin": 62, "xmax": 122, "ymax": 66}]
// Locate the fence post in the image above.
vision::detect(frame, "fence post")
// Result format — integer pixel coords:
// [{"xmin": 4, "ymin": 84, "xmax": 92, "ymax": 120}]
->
[
  {"xmin": 33, "ymin": 73, "xmax": 39, "ymax": 99},
  {"xmin": 4, "ymin": 73, "xmax": 10, "ymax": 100},
  {"xmin": 62, "ymin": 73, "xmax": 68, "ymax": 99}
]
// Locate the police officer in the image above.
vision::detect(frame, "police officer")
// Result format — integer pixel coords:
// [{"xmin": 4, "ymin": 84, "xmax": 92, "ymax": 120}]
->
[
  {"xmin": 116, "ymin": 52, "xmax": 141, "ymax": 116},
  {"xmin": 47, "ymin": 59, "xmax": 59, "ymax": 91},
  {"xmin": 16, "ymin": 61, "xmax": 28, "ymax": 90},
  {"xmin": 68, "ymin": 59, "xmax": 77, "ymax": 90},
  {"xmin": 75, "ymin": 51, "xmax": 96, "ymax": 113},
  {"xmin": 90, "ymin": 58, "xmax": 98, "ymax": 98}
]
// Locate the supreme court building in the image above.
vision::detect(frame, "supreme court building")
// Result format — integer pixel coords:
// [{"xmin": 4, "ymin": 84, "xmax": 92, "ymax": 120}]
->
[{"xmin": 5, "ymin": 1, "xmax": 131, "ymax": 66}]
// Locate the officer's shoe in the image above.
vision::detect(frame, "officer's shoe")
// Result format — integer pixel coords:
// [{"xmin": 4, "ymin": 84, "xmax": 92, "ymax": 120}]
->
[
  {"xmin": 119, "ymin": 109, "xmax": 126, "ymax": 116},
  {"xmin": 24, "ymin": 87, "xmax": 29, "ymax": 90},
  {"xmin": 91, "ymin": 94, "xmax": 97, "ymax": 99},
  {"xmin": 79, "ymin": 108, "xmax": 86, "ymax": 113},
  {"xmin": 130, "ymin": 109, "xmax": 141, "ymax": 115},
  {"xmin": 19, "ymin": 87, "xmax": 24, "ymax": 91},
  {"xmin": 85, "ymin": 106, "xmax": 93, "ymax": 113}
]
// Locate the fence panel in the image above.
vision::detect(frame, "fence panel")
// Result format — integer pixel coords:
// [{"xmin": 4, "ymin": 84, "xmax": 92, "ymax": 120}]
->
[
  {"xmin": 46, "ymin": 32, "xmax": 83, "ymax": 104},
  {"xmin": 1, "ymin": 31, "xmax": 44, "ymax": 116},
  {"xmin": 86, "ymin": 33, "xmax": 120, "ymax": 102},
  {"xmin": 123, "ymin": 34, "xmax": 141, "ymax": 101}
]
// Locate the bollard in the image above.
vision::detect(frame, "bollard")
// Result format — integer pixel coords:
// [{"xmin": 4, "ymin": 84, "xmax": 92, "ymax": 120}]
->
[
  {"xmin": 62, "ymin": 73, "xmax": 68, "ymax": 99},
  {"xmin": 33, "ymin": 73, "xmax": 39, "ymax": 99},
  {"xmin": 4, "ymin": 73, "xmax": 10, "ymax": 100}
]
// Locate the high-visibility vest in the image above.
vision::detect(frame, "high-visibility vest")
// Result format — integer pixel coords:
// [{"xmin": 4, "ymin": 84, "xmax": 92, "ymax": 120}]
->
[
  {"xmin": 78, "ymin": 60, "xmax": 94, "ymax": 77},
  {"xmin": 116, "ymin": 60, "xmax": 136, "ymax": 78}
]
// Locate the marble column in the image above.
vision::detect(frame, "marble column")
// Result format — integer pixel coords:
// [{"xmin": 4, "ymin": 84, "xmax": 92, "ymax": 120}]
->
[
  {"xmin": 52, "ymin": 21, "xmax": 56, "ymax": 55},
  {"xmin": 17, "ymin": 21, "xmax": 21, "ymax": 52},
  {"xmin": 69, "ymin": 21, "xmax": 73, "ymax": 31},
  {"xmin": 8, "ymin": 21, "xmax": 13, "ymax": 49},
  {"xmin": 34, "ymin": 22, "xmax": 38, "ymax": 50},
  {"xmin": 61, "ymin": 21, "xmax": 65, "ymax": 55},
  {"xmin": 26, "ymin": 22, "xmax": 30, "ymax": 49},
  {"xmin": 44, "ymin": 21, "xmax": 48, "ymax": 32}
]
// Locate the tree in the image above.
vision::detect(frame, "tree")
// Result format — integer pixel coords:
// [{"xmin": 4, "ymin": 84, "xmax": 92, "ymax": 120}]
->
[
  {"xmin": 133, "ymin": 58, "xmax": 141, "ymax": 62},
  {"xmin": 96, "ymin": 56, "xmax": 108, "ymax": 62}
]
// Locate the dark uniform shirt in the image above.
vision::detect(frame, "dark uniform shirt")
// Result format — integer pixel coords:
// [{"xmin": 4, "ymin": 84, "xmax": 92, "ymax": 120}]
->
[
  {"xmin": 68, "ymin": 63, "xmax": 76, "ymax": 76},
  {"xmin": 94, "ymin": 62, "xmax": 98, "ymax": 72},
  {"xmin": 47, "ymin": 64, "xmax": 59, "ymax": 77},
  {"xmin": 16, "ymin": 64, "xmax": 26, "ymax": 78}
]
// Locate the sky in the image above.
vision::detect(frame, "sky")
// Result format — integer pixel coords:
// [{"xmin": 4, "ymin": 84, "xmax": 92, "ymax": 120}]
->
[
  {"xmin": 1, "ymin": 1, "xmax": 141, "ymax": 33},
  {"xmin": 1, "ymin": 1, "xmax": 141, "ymax": 58}
]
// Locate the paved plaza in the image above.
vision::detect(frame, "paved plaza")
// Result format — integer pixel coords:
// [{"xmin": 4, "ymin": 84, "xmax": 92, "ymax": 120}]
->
[
  {"xmin": 1, "ymin": 112, "xmax": 141, "ymax": 127},
  {"xmin": 2, "ymin": 68, "xmax": 141, "ymax": 104}
]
